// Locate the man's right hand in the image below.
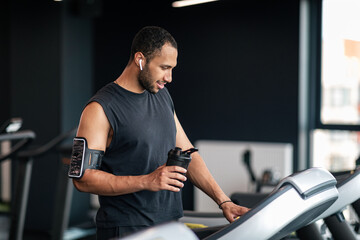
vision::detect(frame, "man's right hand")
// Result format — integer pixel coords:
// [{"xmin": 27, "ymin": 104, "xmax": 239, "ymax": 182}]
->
[{"xmin": 144, "ymin": 165, "xmax": 187, "ymax": 192}]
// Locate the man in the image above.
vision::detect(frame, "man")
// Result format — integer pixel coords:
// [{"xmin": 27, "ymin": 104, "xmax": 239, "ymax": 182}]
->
[{"xmin": 72, "ymin": 26, "xmax": 249, "ymax": 239}]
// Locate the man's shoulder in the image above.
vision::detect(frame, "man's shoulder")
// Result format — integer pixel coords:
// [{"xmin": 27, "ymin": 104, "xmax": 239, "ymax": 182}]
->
[
  {"xmin": 84, "ymin": 101, "xmax": 105, "ymax": 115},
  {"xmin": 94, "ymin": 82, "xmax": 117, "ymax": 96},
  {"xmin": 90, "ymin": 82, "xmax": 118, "ymax": 103}
]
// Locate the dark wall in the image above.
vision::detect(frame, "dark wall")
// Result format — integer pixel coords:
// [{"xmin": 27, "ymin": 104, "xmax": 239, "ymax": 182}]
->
[
  {"xmin": 0, "ymin": 0, "xmax": 11, "ymax": 123},
  {"xmin": 7, "ymin": 0, "xmax": 94, "ymax": 233},
  {"xmin": 94, "ymin": 0, "xmax": 300, "ymax": 209},
  {"xmin": 10, "ymin": 0, "xmax": 62, "ymax": 232},
  {"xmin": 61, "ymin": 0, "xmax": 95, "ymax": 227},
  {"xmin": 10, "ymin": 0, "xmax": 62, "ymax": 141}
]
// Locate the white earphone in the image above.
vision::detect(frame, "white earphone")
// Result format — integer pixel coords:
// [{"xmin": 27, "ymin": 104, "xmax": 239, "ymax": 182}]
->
[{"xmin": 139, "ymin": 59, "xmax": 143, "ymax": 71}]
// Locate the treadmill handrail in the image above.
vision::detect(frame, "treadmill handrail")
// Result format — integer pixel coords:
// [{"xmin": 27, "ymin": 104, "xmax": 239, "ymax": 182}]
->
[
  {"xmin": 273, "ymin": 167, "xmax": 337, "ymax": 199},
  {"xmin": 17, "ymin": 128, "xmax": 77, "ymax": 159},
  {"xmin": 201, "ymin": 185, "xmax": 293, "ymax": 240},
  {"xmin": 313, "ymin": 167, "xmax": 360, "ymax": 221},
  {"xmin": 204, "ymin": 167, "xmax": 339, "ymax": 240},
  {"xmin": 0, "ymin": 130, "xmax": 35, "ymax": 141},
  {"xmin": 335, "ymin": 167, "xmax": 360, "ymax": 188},
  {"xmin": 183, "ymin": 210, "xmax": 224, "ymax": 218},
  {"xmin": 0, "ymin": 130, "xmax": 36, "ymax": 162}
]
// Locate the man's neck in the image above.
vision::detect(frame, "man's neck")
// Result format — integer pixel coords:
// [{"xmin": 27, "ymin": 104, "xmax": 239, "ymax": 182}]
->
[{"xmin": 115, "ymin": 65, "xmax": 144, "ymax": 93}]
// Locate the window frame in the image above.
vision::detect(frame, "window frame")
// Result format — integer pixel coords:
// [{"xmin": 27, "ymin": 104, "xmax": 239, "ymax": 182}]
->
[{"xmin": 312, "ymin": 0, "xmax": 360, "ymax": 132}]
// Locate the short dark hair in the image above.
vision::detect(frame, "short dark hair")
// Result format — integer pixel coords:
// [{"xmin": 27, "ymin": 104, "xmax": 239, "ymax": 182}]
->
[{"xmin": 130, "ymin": 26, "xmax": 178, "ymax": 62}]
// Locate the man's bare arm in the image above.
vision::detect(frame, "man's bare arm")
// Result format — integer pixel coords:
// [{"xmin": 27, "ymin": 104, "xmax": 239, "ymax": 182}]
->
[
  {"xmin": 174, "ymin": 112, "xmax": 249, "ymax": 221},
  {"xmin": 174, "ymin": 112, "xmax": 229, "ymax": 204}
]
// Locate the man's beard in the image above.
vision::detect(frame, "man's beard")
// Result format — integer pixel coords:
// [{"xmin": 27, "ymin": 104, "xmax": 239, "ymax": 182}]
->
[{"xmin": 138, "ymin": 66, "xmax": 157, "ymax": 94}]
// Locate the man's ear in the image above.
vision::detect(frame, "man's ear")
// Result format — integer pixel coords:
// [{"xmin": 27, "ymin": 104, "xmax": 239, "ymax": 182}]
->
[{"xmin": 135, "ymin": 52, "xmax": 145, "ymax": 70}]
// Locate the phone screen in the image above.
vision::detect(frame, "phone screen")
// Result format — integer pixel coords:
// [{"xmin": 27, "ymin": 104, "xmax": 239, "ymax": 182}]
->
[{"xmin": 68, "ymin": 138, "xmax": 85, "ymax": 178}]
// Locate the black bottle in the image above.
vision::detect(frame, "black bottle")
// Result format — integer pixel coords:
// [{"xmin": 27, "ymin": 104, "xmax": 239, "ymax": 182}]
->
[{"xmin": 166, "ymin": 147, "xmax": 198, "ymax": 173}]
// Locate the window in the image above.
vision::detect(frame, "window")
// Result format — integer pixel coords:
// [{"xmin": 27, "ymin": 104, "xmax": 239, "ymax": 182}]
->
[
  {"xmin": 321, "ymin": 0, "xmax": 360, "ymax": 125},
  {"xmin": 312, "ymin": 129, "xmax": 360, "ymax": 171},
  {"xmin": 312, "ymin": 0, "xmax": 360, "ymax": 171}
]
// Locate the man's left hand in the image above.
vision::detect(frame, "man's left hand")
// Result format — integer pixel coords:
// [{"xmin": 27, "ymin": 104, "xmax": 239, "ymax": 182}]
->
[{"xmin": 220, "ymin": 201, "xmax": 250, "ymax": 223}]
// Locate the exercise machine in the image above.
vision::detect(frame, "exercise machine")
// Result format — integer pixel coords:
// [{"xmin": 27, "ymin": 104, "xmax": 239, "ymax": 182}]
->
[
  {"xmin": 297, "ymin": 167, "xmax": 360, "ymax": 240},
  {"xmin": 0, "ymin": 127, "xmax": 76, "ymax": 240},
  {"xmin": 242, "ymin": 149, "xmax": 279, "ymax": 193},
  {"xmin": 179, "ymin": 149, "xmax": 279, "ymax": 232},
  {"xmin": 0, "ymin": 128, "xmax": 36, "ymax": 240},
  {"xmin": 120, "ymin": 222, "xmax": 198, "ymax": 240},
  {"xmin": 119, "ymin": 167, "xmax": 339, "ymax": 240},
  {"xmin": 177, "ymin": 149, "xmax": 279, "ymax": 236}
]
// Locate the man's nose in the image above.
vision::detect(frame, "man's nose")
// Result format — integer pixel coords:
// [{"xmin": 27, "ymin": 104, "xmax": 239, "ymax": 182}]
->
[{"xmin": 164, "ymin": 70, "xmax": 172, "ymax": 83}]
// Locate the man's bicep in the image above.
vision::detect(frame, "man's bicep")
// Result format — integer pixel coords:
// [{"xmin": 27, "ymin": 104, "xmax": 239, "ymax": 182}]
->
[
  {"xmin": 77, "ymin": 101, "xmax": 111, "ymax": 151},
  {"xmin": 174, "ymin": 112, "xmax": 193, "ymax": 149}
]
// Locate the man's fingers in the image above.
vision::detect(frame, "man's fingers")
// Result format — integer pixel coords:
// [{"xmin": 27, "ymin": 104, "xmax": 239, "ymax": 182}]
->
[
  {"xmin": 169, "ymin": 179, "xmax": 184, "ymax": 188},
  {"xmin": 147, "ymin": 165, "xmax": 189, "ymax": 192},
  {"xmin": 167, "ymin": 165, "xmax": 187, "ymax": 174},
  {"xmin": 169, "ymin": 172, "xmax": 187, "ymax": 182},
  {"xmin": 223, "ymin": 205, "xmax": 251, "ymax": 223},
  {"xmin": 168, "ymin": 185, "xmax": 181, "ymax": 192}
]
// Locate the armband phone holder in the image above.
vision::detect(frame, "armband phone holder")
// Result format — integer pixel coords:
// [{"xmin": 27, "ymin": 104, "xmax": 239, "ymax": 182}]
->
[{"xmin": 68, "ymin": 137, "xmax": 104, "ymax": 179}]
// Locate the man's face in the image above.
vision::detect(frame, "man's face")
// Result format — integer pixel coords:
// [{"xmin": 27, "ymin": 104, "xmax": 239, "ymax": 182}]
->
[{"xmin": 138, "ymin": 44, "xmax": 178, "ymax": 94}]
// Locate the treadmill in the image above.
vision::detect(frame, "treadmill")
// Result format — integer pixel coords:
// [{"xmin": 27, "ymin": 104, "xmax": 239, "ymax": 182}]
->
[
  {"xmin": 0, "ymin": 127, "xmax": 76, "ymax": 240},
  {"xmin": 0, "ymin": 129, "xmax": 36, "ymax": 240},
  {"xmin": 118, "ymin": 167, "xmax": 339, "ymax": 240},
  {"xmin": 297, "ymin": 167, "xmax": 360, "ymax": 240}
]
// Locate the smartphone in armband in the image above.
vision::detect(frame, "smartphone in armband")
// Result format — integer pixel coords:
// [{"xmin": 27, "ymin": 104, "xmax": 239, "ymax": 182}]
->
[
  {"xmin": 68, "ymin": 137, "xmax": 104, "ymax": 179},
  {"xmin": 68, "ymin": 137, "xmax": 86, "ymax": 178}
]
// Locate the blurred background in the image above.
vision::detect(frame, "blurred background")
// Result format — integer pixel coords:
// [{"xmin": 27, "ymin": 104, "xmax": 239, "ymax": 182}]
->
[{"xmin": 0, "ymin": 0, "xmax": 359, "ymax": 239}]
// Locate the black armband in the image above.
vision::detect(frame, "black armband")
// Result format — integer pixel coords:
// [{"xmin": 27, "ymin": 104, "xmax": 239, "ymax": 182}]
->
[{"xmin": 68, "ymin": 137, "xmax": 104, "ymax": 179}]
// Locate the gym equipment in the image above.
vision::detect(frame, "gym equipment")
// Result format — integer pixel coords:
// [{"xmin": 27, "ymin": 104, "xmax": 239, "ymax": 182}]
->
[
  {"xmin": 184, "ymin": 147, "xmax": 279, "ymax": 228},
  {"xmin": 0, "ymin": 129, "xmax": 36, "ymax": 240},
  {"xmin": 198, "ymin": 167, "xmax": 338, "ymax": 240},
  {"xmin": 193, "ymin": 141, "xmax": 293, "ymax": 213},
  {"xmin": 0, "ymin": 118, "xmax": 22, "ymax": 134},
  {"xmin": 120, "ymin": 222, "xmax": 198, "ymax": 240},
  {"xmin": 120, "ymin": 167, "xmax": 339, "ymax": 240},
  {"xmin": 180, "ymin": 192, "xmax": 267, "ymax": 230},
  {"xmin": 297, "ymin": 167, "xmax": 360, "ymax": 240},
  {"xmin": 180, "ymin": 211, "xmax": 228, "ymax": 228},
  {"xmin": 0, "ymin": 128, "xmax": 76, "ymax": 240},
  {"xmin": 228, "ymin": 149, "xmax": 277, "ymax": 209},
  {"xmin": 243, "ymin": 149, "xmax": 278, "ymax": 193}
]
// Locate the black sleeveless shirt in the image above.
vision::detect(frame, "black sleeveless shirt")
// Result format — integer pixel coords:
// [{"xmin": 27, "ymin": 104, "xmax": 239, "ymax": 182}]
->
[{"xmin": 89, "ymin": 82, "xmax": 183, "ymax": 228}]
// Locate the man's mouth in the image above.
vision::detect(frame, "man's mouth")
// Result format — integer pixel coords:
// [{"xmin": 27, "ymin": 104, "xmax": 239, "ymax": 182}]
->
[{"xmin": 156, "ymin": 81, "xmax": 165, "ymax": 89}]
